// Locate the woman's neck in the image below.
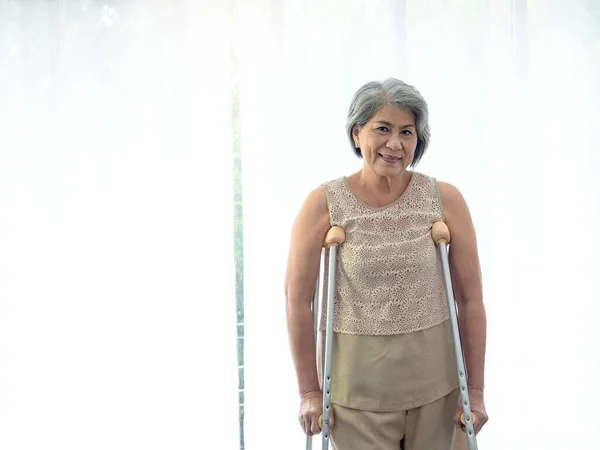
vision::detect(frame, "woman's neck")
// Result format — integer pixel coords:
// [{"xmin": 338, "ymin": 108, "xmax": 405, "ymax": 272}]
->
[{"xmin": 356, "ymin": 167, "xmax": 412, "ymax": 196}]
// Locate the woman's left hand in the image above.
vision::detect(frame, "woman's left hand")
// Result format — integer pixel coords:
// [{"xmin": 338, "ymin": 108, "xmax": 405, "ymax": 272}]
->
[{"xmin": 455, "ymin": 388, "xmax": 488, "ymax": 435}]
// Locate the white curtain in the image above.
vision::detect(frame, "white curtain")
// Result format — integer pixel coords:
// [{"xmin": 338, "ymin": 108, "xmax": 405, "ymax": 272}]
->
[
  {"xmin": 2, "ymin": 1, "xmax": 599, "ymax": 450},
  {"xmin": 240, "ymin": 1, "xmax": 600, "ymax": 449},
  {"xmin": 0, "ymin": 2, "xmax": 239, "ymax": 449}
]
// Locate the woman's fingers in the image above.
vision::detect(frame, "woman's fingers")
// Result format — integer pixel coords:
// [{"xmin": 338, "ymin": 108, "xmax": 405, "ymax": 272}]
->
[
  {"xmin": 299, "ymin": 391, "xmax": 324, "ymax": 436},
  {"xmin": 310, "ymin": 413, "xmax": 322, "ymax": 435},
  {"xmin": 303, "ymin": 415, "xmax": 312, "ymax": 436},
  {"xmin": 473, "ymin": 409, "xmax": 489, "ymax": 435},
  {"xmin": 454, "ymin": 401, "xmax": 464, "ymax": 430},
  {"xmin": 298, "ymin": 392, "xmax": 338, "ymax": 437}
]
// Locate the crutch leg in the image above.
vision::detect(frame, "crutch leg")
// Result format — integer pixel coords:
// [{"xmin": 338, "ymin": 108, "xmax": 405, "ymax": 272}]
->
[
  {"xmin": 432, "ymin": 221, "xmax": 478, "ymax": 450},
  {"xmin": 306, "ymin": 257, "xmax": 321, "ymax": 450}
]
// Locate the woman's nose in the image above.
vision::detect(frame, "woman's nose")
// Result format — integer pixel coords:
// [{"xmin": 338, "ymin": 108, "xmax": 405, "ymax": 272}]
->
[{"xmin": 386, "ymin": 134, "xmax": 403, "ymax": 151}]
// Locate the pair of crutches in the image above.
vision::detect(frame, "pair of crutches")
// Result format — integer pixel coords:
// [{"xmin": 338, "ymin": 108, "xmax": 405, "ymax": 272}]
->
[{"xmin": 306, "ymin": 222, "xmax": 478, "ymax": 450}]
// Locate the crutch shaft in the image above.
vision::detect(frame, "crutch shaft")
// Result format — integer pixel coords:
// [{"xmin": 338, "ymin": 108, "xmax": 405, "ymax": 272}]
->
[
  {"xmin": 321, "ymin": 245, "xmax": 336, "ymax": 448},
  {"xmin": 306, "ymin": 269, "xmax": 320, "ymax": 450},
  {"xmin": 305, "ymin": 226, "xmax": 344, "ymax": 450},
  {"xmin": 320, "ymin": 226, "xmax": 344, "ymax": 450},
  {"xmin": 438, "ymin": 241, "xmax": 478, "ymax": 449},
  {"xmin": 432, "ymin": 221, "xmax": 478, "ymax": 450}
]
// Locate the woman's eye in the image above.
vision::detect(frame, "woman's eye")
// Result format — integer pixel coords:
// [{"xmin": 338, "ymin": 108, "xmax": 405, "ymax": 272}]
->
[
  {"xmin": 378, "ymin": 126, "xmax": 389, "ymax": 132},
  {"xmin": 402, "ymin": 129, "xmax": 413, "ymax": 135}
]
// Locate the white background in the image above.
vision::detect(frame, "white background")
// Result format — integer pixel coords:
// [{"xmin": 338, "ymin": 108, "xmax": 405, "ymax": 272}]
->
[{"xmin": 1, "ymin": 1, "xmax": 599, "ymax": 449}]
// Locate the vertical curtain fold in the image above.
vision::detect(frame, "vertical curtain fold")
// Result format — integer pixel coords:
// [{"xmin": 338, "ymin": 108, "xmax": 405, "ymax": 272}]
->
[{"xmin": 0, "ymin": 2, "xmax": 239, "ymax": 449}]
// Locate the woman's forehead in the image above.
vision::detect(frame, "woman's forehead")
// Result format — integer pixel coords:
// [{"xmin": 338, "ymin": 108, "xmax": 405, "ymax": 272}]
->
[{"xmin": 370, "ymin": 105, "xmax": 415, "ymax": 125}]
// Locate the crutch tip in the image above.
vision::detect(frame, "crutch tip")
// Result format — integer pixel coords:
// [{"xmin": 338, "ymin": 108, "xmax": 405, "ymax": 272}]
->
[
  {"xmin": 432, "ymin": 221, "xmax": 450, "ymax": 245},
  {"xmin": 324, "ymin": 226, "xmax": 345, "ymax": 248}
]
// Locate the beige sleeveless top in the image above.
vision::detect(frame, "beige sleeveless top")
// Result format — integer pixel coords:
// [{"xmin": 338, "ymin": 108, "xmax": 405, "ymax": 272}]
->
[{"xmin": 317, "ymin": 171, "xmax": 458, "ymax": 411}]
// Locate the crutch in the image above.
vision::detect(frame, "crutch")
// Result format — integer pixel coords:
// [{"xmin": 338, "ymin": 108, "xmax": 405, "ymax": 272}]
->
[
  {"xmin": 432, "ymin": 221, "xmax": 478, "ymax": 450},
  {"xmin": 306, "ymin": 226, "xmax": 346, "ymax": 450},
  {"xmin": 306, "ymin": 248, "xmax": 321, "ymax": 450}
]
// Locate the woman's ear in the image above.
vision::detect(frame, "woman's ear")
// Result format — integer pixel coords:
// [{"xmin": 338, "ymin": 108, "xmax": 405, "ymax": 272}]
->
[{"xmin": 352, "ymin": 124, "xmax": 360, "ymax": 148}]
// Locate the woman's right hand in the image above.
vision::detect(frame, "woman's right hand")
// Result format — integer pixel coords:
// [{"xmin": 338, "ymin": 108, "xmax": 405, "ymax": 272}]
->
[{"xmin": 299, "ymin": 390, "xmax": 332, "ymax": 436}]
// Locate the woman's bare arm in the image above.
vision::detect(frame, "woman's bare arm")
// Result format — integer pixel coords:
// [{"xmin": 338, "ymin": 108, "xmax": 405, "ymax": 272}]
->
[
  {"xmin": 439, "ymin": 182, "xmax": 487, "ymax": 392},
  {"xmin": 285, "ymin": 186, "xmax": 332, "ymax": 396}
]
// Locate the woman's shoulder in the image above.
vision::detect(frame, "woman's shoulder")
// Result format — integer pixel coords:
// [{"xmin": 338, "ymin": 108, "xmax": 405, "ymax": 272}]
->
[
  {"xmin": 411, "ymin": 171, "xmax": 459, "ymax": 194},
  {"xmin": 299, "ymin": 175, "xmax": 350, "ymax": 221},
  {"xmin": 408, "ymin": 171, "xmax": 467, "ymax": 217},
  {"xmin": 410, "ymin": 170, "xmax": 438, "ymax": 184},
  {"xmin": 320, "ymin": 176, "xmax": 346, "ymax": 189},
  {"xmin": 300, "ymin": 183, "xmax": 330, "ymax": 216},
  {"xmin": 425, "ymin": 174, "xmax": 462, "ymax": 203},
  {"xmin": 293, "ymin": 184, "xmax": 331, "ymax": 233},
  {"xmin": 422, "ymin": 176, "xmax": 469, "ymax": 221}
]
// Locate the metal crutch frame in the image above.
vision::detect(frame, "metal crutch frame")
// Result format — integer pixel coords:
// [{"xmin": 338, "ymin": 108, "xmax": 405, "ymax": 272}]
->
[
  {"xmin": 307, "ymin": 222, "xmax": 475, "ymax": 448},
  {"xmin": 306, "ymin": 249, "xmax": 321, "ymax": 450},
  {"xmin": 306, "ymin": 225, "xmax": 345, "ymax": 450},
  {"xmin": 432, "ymin": 221, "xmax": 478, "ymax": 450}
]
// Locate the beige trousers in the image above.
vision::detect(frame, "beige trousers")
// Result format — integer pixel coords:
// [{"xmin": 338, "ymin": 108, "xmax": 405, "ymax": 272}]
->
[{"xmin": 330, "ymin": 388, "xmax": 467, "ymax": 450}]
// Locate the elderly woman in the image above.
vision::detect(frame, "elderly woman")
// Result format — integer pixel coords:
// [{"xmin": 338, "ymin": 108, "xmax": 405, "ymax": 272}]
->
[{"xmin": 285, "ymin": 78, "xmax": 488, "ymax": 449}]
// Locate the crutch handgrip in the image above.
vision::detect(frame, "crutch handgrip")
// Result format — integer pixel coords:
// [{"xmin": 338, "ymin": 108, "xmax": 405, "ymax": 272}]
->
[
  {"xmin": 461, "ymin": 412, "xmax": 477, "ymax": 425},
  {"xmin": 317, "ymin": 413, "xmax": 332, "ymax": 430},
  {"xmin": 323, "ymin": 226, "xmax": 345, "ymax": 248},
  {"xmin": 432, "ymin": 221, "xmax": 451, "ymax": 245}
]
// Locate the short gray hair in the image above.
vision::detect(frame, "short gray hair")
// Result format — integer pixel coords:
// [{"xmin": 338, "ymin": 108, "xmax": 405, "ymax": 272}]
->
[{"xmin": 346, "ymin": 78, "xmax": 431, "ymax": 167}]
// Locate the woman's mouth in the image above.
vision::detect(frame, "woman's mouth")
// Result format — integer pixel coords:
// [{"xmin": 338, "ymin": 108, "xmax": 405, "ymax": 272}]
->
[{"xmin": 379, "ymin": 153, "xmax": 400, "ymax": 163}]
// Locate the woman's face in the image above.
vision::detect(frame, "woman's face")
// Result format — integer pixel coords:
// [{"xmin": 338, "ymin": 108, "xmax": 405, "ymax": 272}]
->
[{"xmin": 352, "ymin": 105, "xmax": 418, "ymax": 179}]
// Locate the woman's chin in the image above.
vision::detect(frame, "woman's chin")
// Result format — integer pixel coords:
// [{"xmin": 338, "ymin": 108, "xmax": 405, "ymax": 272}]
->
[{"xmin": 373, "ymin": 164, "xmax": 406, "ymax": 178}]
